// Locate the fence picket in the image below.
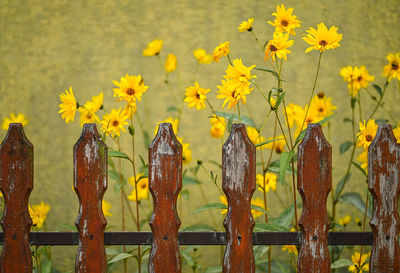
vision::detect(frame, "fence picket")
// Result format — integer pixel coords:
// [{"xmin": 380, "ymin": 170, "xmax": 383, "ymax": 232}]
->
[
  {"xmin": 297, "ymin": 124, "xmax": 331, "ymax": 272},
  {"xmin": 148, "ymin": 123, "xmax": 182, "ymax": 273},
  {"xmin": 368, "ymin": 124, "xmax": 400, "ymax": 272},
  {"xmin": 73, "ymin": 124, "xmax": 108, "ymax": 273},
  {"xmin": 0, "ymin": 123, "xmax": 33, "ymax": 273},
  {"xmin": 222, "ymin": 124, "xmax": 256, "ymax": 273}
]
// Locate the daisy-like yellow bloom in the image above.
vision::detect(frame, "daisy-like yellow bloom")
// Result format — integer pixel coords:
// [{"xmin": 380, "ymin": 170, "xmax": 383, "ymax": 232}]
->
[
  {"xmin": 113, "ymin": 74, "xmax": 149, "ymax": 105},
  {"xmin": 265, "ymin": 33, "xmax": 294, "ymax": 61},
  {"xmin": 29, "ymin": 202, "xmax": 50, "ymax": 229},
  {"xmin": 340, "ymin": 65, "xmax": 353, "ymax": 82},
  {"xmin": 246, "ymin": 126, "xmax": 266, "ymax": 149},
  {"xmin": 193, "ymin": 48, "xmax": 212, "ymax": 64},
  {"xmin": 177, "ymin": 136, "xmax": 192, "ymax": 165},
  {"xmin": 85, "ymin": 92, "xmax": 103, "ymax": 112},
  {"xmin": 356, "ymin": 120, "xmax": 378, "ymax": 150},
  {"xmin": 357, "ymin": 149, "xmax": 368, "ymax": 170},
  {"xmin": 184, "ymin": 82, "xmax": 210, "ymax": 110},
  {"xmin": 154, "ymin": 117, "xmax": 179, "ymax": 136},
  {"xmin": 256, "ymin": 173, "xmax": 277, "ymax": 193},
  {"xmin": 238, "ymin": 17, "xmax": 254, "ymax": 32},
  {"xmin": 79, "ymin": 108, "xmax": 100, "ymax": 126},
  {"xmin": 101, "ymin": 108, "xmax": 129, "ymax": 137},
  {"xmin": 282, "ymin": 245, "xmax": 298, "ymax": 255},
  {"xmin": 59, "ymin": 87, "xmax": 78, "ymax": 123},
  {"xmin": 224, "ymin": 58, "xmax": 256, "ymax": 88},
  {"xmin": 383, "ymin": 52, "xmax": 400, "ymax": 82},
  {"xmin": 251, "ymin": 198, "xmax": 266, "ymax": 219},
  {"xmin": 303, "ymin": 22, "xmax": 342, "ymax": 53},
  {"xmin": 1, "ymin": 113, "xmax": 28, "ymax": 130},
  {"xmin": 210, "ymin": 115, "xmax": 226, "ymax": 138},
  {"xmin": 220, "ymin": 195, "xmax": 228, "ymax": 215},
  {"xmin": 309, "ymin": 94, "xmax": 337, "ymax": 119},
  {"xmin": 350, "ymin": 66, "xmax": 375, "ymax": 97},
  {"xmin": 348, "ymin": 252, "xmax": 370, "ymax": 273},
  {"xmin": 339, "ymin": 214, "xmax": 351, "ymax": 226},
  {"xmin": 78, "ymin": 92, "xmax": 103, "ymax": 126},
  {"xmin": 102, "ymin": 200, "xmax": 112, "ymax": 217},
  {"xmin": 143, "ymin": 39, "xmax": 163, "ymax": 56},
  {"xmin": 265, "ymin": 135, "xmax": 285, "ymax": 154},
  {"xmin": 165, "ymin": 53, "xmax": 177, "ymax": 73},
  {"xmin": 212, "ymin": 41, "xmax": 230, "ymax": 62},
  {"xmin": 268, "ymin": 4, "xmax": 301, "ymax": 35},
  {"xmin": 294, "ymin": 107, "xmax": 322, "ymax": 136},
  {"xmin": 217, "ymin": 79, "xmax": 251, "ymax": 110},
  {"xmin": 128, "ymin": 173, "xmax": 149, "ymax": 201},
  {"xmin": 393, "ymin": 123, "xmax": 400, "ymax": 143},
  {"xmin": 285, "ymin": 103, "xmax": 304, "ymax": 128}
]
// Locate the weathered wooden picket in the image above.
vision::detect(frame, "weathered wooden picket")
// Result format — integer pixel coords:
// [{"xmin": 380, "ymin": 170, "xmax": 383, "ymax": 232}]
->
[{"xmin": 0, "ymin": 122, "xmax": 399, "ymax": 272}]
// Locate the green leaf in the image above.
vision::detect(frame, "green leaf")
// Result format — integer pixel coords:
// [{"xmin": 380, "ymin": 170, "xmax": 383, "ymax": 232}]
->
[
  {"xmin": 330, "ymin": 258, "xmax": 353, "ymax": 269},
  {"xmin": 340, "ymin": 141, "xmax": 353, "ymax": 154},
  {"xmin": 214, "ymin": 111, "xmax": 256, "ymax": 127},
  {"xmin": 183, "ymin": 176, "xmax": 202, "ymax": 185},
  {"xmin": 272, "ymin": 204, "xmax": 294, "ymax": 229},
  {"xmin": 351, "ymin": 98, "xmax": 357, "ymax": 109},
  {"xmin": 41, "ymin": 260, "xmax": 52, "ymax": 273},
  {"xmin": 105, "ymin": 247, "xmax": 119, "ymax": 256},
  {"xmin": 279, "ymin": 151, "xmax": 293, "ymax": 184},
  {"xmin": 254, "ymin": 67, "xmax": 280, "ymax": 81},
  {"xmin": 192, "ymin": 203, "xmax": 227, "ymax": 214},
  {"xmin": 128, "ymin": 125, "xmax": 135, "ymax": 136},
  {"xmin": 372, "ymin": 84, "xmax": 383, "ymax": 97},
  {"xmin": 255, "ymin": 138, "xmax": 283, "ymax": 148},
  {"xmin": 275, "ymin": 92, "xmax": 286, "ymax": 109},
  {"xmin": 254, "ymin": 222, "xmax": 289, "ymax": 232},
  {"xmin": 107, "ymin": 253, "xmax": 134, "ymax": 264},
  {"xmin": 180, "ymin": 188, "xmax": 190, "ymax": 200},
  {"xmin": 181, "ymin": 224, "xmax": 216, "ymax": 231},
  {"xmin": 204, "ymin": 266, "xmax": 222, "ymax": 273},
  {"xmin": 143, "ymin": 130, "xmax": 150, "ymax": 149},
  {"xmin": 351, "ymin": 161, "xmax": 368, "ymax": 178},
  {"xmin": 343, "ymin": 117, "xmax": 352, "ymax": 123},
  {"xmin": 58, "ymin": 223, "xmax": 77, "ymax": 231},
  {"xmin": 108, "ymin": 150, "xmax": 132, "ymax": 162},
  {"xmin": 181, "ymin": 251, "xmax": 195, "ymax": 267},
  {"xmin": 251, "ymin": 204, "xmax": 268, "ymax": 215},
  {"xmin": 339, "ymin": 192, "xmax": 371, "ymax": 218},
  {"xmin": 334, "ymin": 173, "xmax": 351, "ymax": 201}
]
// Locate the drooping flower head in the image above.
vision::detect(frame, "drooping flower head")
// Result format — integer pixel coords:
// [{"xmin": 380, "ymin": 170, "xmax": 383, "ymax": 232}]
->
[
  {"xmin": 303, "ymin": 23, "xmax": 342, "ymax": 53},
  {"xmin": 383, "ymin": 52, "xmax": 400, "ymax": 82},
  {"xmin": 356, "ymin": 119, "xmax": 378, "ymax": 150},
  {"xmin": 128, "ymin": 173, "xmax": 149, "ymax": 201},
  {"xmin": 165, "ymin": 53, "xmax": 177, "ymax": 72},
  {"xmin": 265, "ymin": 33, "xmax": 294, "ymax": 61},
  {"xmin": 113, "ymin": 74, "xmax": 149, "ymax": 106},
  {"xmin": 143, "ymin": 39, "xmax": 163, "ymax": 56},
  {"xmin": 268, "ymin": 4, "xmax": 301, "ymax": 35},
  {"xmin": 193, "ymin": 48, "xmax": 212, "ymax": 64},
  {"xmin": 210, "ymin": 115, "xmax": 226, "ymax": 138},
  {"xmin": 184, "ymin": 82, "xmax": 210, "ymax": 110},
  {"xmin": 101, "ymin": 108, "xmax": 129, "ymax": 137},
  {"xmin": 238, "ymin": 17, "xmax": 254, "ymax": 32},
  {"xmin": 58, "ymin": 87, "xmax": 78, "ymax": 123},
  {"xmin": 212, "ymin": 41, "xmax": 230, "ymax": 62},
  {"xmin": 2, "ymin": 113, "xmax": 28, "ymax": 130}
]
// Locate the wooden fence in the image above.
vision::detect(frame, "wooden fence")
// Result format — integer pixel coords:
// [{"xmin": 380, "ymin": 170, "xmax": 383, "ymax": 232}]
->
[{"xmin": 0, "ymin": 122, "xmax": 399, "ymax": 272}]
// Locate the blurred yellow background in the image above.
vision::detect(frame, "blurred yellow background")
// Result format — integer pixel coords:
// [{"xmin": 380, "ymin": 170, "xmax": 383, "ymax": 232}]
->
[{"xmin": 0, "ymin": 0, "xmax": 399, "ymax": 271}]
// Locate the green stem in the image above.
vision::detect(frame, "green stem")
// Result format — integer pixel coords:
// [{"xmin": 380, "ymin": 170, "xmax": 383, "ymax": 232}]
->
[
  {"xmin": 237, "ymin": 103, "xmax": 241, "ymax": 123},
  {"xmin": 250, "ymin": 30, "xmax": 264, "ymax": 51},
  {"xmin": 227, "ymin": 54, "xmax": 233, "ymax": 65},
  {"xmin": 365, "ymin": 88, "xmax": 398, "ymax": 124},
  {"xmin": 367, "ymin": 76, "xmax": 390, "ymax": 120}
]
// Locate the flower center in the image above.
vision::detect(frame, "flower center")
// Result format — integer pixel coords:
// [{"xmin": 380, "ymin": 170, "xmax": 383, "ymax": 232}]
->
[
  {"xmin": 281, "ymin": 20, "xmax": 289, "ymax": 27},
  {"xmin": 318, "ymin": 107, "xmax": 324, "ymax": 113},
  {"xmin": 232, "ymin": 90, "xmax": 236, "ymax": 98},
  {"xmin": 319, "ymin": 40, "xmax": 327, "ymax": 47},
  {"xmin": 141, "ymin": 184, "xmax": 147, "ymax": 189},
  {"xmin": 275, "ymin": 146, "xmax": 283, "ymax": 154},
  {"xmin": 366, "ymin": 135, "xmax": 373, "ymax": 142},
  {"xmin": 196, "ymin": 92, "xmax": 200, "ymax": 99},
  {"xmin": 269, "ymin": 44, "xmax": 278, "ymax": 52},
  {"xmin": 357, "ymin": 76, "xmax": 363, "ymax": 82},
  {"xmin": 112, "ymin": 120, "xmax": 119, "ymax": 127},
  {"xmin": 317, "ymin": 92, "xmax": 325, "ymax": 98},
  {"xmin": 392, "ymin": 61, "xmax": 399, "ymax": 70},
  {"xmin": 126, "ymin": 88, "xmax": 135, "ymax": 96}
]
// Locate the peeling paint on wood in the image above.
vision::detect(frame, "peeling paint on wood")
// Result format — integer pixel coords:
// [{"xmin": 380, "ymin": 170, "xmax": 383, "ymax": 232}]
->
[
  {"xmin": 297, "ymin": 124, "xmax": 331, "ymax": 273},
  {"xmin": 149, "ymin": 123, "xmax": 182, "ymax": 273},
  {"xmin": 74, "ymin": 124, "xmax": 107, "ymax": 273},
  {"xmin": 222, "ymin": 124, "xmax": 256, "ymax": 273},
  {"xmin": 368, "ymin": 124, "xmax": 400, "ymax": 272}
]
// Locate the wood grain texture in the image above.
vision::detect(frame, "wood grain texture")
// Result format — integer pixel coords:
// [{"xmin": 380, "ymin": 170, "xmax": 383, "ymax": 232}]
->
[
  {"xmin": 0, "ymin": 123, "xmax": 33, "ymax": 273},
  {"xmin": 297, "ymin": 124, "xmax": 331, "ymax": 273},
  {"xmin": 368, "ymin": 124, "xmax": 400, "ymax": 273},
  {"xmin": 222, "ymin": 124, "xmax": 256, "ymax": 273},
  {"xmin": 73, "ymin": 124, "xmax": 107, "ymax": 273},
  {"xmin": 148, "ymin": 123, "xmax": 182, "ymax": 273}
]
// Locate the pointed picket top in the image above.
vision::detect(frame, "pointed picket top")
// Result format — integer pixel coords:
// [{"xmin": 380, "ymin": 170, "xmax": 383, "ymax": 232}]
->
[
  {"xmin": 297, "ymin": 123, "xmax": 331, "ymax": 273},
  {"xmin": 222, "ymin": 124, "xmax": 256, "ymax": 273},
  {"xmin": 74, "ymin": 123, "xmax": 107, "ymax": 273},
  {"xmin": 368, "ymin": 124, "xmax": 400, "ymax": 272},
  {"xmin": 149, "ymin": 123, "xmax": 182, "ymax": 273},
  {"xmin": 0, "ymin": 123, "xmax": 33, "ymax": 273}
]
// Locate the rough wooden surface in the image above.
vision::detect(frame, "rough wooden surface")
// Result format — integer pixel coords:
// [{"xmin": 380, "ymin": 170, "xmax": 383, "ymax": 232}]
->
[
  {"xmin": 0, "ymin": 123, "xmax": 33, "ymax": 273},
  {"xmin": 148, "ymin": 123, "xmax": 182, "ymax": 273},
  {"xmin": 222, "ymin": 124, "xmax": 256, "ymax": 273},
  {"xmin": 297, "ymin": 124, "xmax": 331, "ymax": 273},
  {"xmin": 73, "ymin": 124, "xmax": 108, "ymax": 273},
  {"xmin": 368, "ymin": 124, "xmax": 400, "ymax": 272}
]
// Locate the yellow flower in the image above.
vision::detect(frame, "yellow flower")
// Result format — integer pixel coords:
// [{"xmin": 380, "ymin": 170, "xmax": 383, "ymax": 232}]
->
[
  {"xmin": 350, "ymin": 66, "xmax": 375, "ymax": 97},
  {"xmin": 251, "ymin": 198, "xmax": 266, "ymax": 219},
  {"xmin": 210, "ymin": 115, "xmax": 226, "ymax": 138},
  {"xmin": 113, "ymin": 74, "xmax": 149, "ymax": 105},
  {"xmin": 265, "ymin": 135, "xmax": 285, "ymax": 154},
  {"xmin": 224, "ymin": 58, "xmax": 256, "ymax": 87},
  {"xmin": 184, "ymin": 82, "xmax": 210, "ymax": 110},
  {"xmin": 58, "ymin": 87, "xmax": 78, "ymax": 123},
  {"xmin": 212, "ymin": 41, "xmax": 230, "ymax": 62},
  {"xmin": 256, "ymin": 173, "xmax": 277, "ymax": 193},
  {"xmin": 348, "ymin": 252, "xmax": 370, "ymax": 273},
  {"xmin": 246, "ymin": 126, "xmax": 266, "ymax": 149},
  {"xmin": 357, "ymin": 149, "xmax": 368, "ymax": 170},
  {"xmin": 220, "ymin": 195, "xmax": 228, "ymax": 215},
  {"xmin": 393, "ymin": 123, "xmax": 400, "ymax": 143},
  {"xmin": 79, "ymin": 108, "xmax": 100, "ymax": 126},
  {"xmin": 29, "ymin": 202, "xmax": 50, "ymax": 229},
  {"xmin": 154, "ymin": 117, "xmax": 179, "ymax": 136},
  {"xmin": 383, "ymin": 52, "xmax": 400, "ymax": 82},
  {"xmin": 356, "ymin": 120, "xmax": 378, "ymax": 150},
  {"xmin": 193, "ymin": 48, "xmax": 212, "ymax": 64},
  {"xmin": 128, "ymin": 173, "xmax": 149, "ymax": 201},
  {"xmin": 2, "ymin": 113, "xmax": 28, "ymax": 130},
  {"xmin": 102, "ymin": 200, "xmax": 112, "ymax": 217},
  {"xmin": 238, "ymin": 17, "xmax": 254, "ymax": 32},
  {"xmin": 309, "ymin": 94, "xmax": 337, "ymax": 119},
  {"xmin": 165, "ymin": 53, "xmax": 177, "ymax": 73},
  {"xmin": 101, "ymin": 108, "xmax": 129, "ymax": 137},
  {"xmin": 265, "ymin": 33, "xmax": 294, "ymax": 61},
  {"xmin": 282, "ymin": 245, "xmax": 298, "ymax": 255},
  {"xmin": 340, "ymin": 65, "xmax": 353, "ymax": 82},
  {"xmin": 339, "ymin": 214, "xmax": 351, "ymax": 226},
  {"xmin": 78, "ymin": 92, "xmax": 103, "ymax": 126},
  {"xmin": 303, "ymin": 22, "xmax": 342, "ymax": 53},
  {"xmin": 284, "ymin": 103, "xmax": 304, "ymax": 128},
  {"xmin": 217, "ymin": 79, "xmax": 250, "ymax": 110},
  {"xmin": 85, "ymin": 92, "xmax": 103, "ymax": 112},
  {"xmin": 177, "ymin": 136, "xmax": 192, "ymax": 165},
  {"xmin": 143, "ymin": 39, "xmax": 163, "ymax": 56},
  {"xmin": 268, "ymin": 4, "xmax": 301, "ymax": 35}
]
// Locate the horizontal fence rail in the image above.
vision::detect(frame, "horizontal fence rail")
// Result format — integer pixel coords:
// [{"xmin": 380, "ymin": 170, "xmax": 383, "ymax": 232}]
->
[{"xmin": 0, "ymin": 122, "xmax": 399, "ymax": 273}]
